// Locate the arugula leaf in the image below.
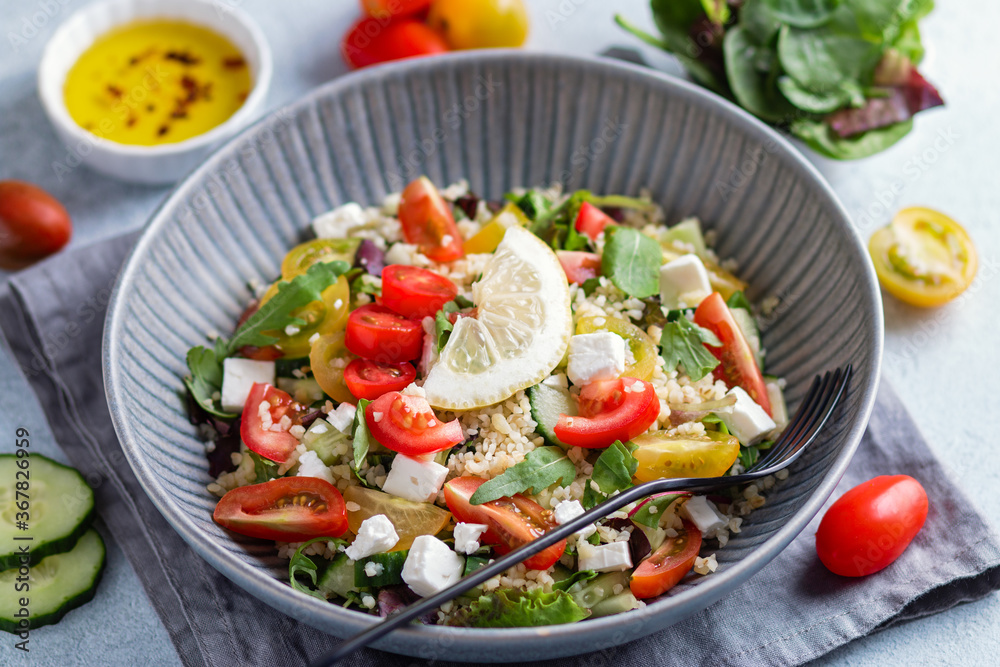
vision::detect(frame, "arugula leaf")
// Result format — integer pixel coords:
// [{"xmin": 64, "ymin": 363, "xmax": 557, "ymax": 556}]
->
[
  {"xmin": 630, "ymin": 493, "xmax": 690, "ymax": 528},
  {"xmin": 470, "ymin": 446, "xmax": 577, "ymax": 505},
  {"xmin": 600, "ymin": 227, "xmax": 661, "ymax": 298},
  {"xmin": 351, "ymin": 399, "xmax": 373, "ymax": 480},
  {"xmin": 184, "ymin": 345, "xmax": 235, "ymax": 419},
  {"xmin": 289, "ymin": 537, "xmax": 346, "ymax": 600},
  {"xmin": 448, "ymin": 588, "xmax": 588, "ymax": 628},
  {"xmin": 248, "ymin": 451, "xmax": 279, "ymax": 484},
  {"xmin": 659, "ymin": 317, "xmax": 722, "ymax": 381},
  {"xmin": 551, "ymin": 570, "xmax": 599, "ymax": 592},
  {"xmin": 227, "ymin": 261, "xmax": 349, "ymax": 354},
  {"xmin": 726, "ymin": 291, "xmax": 753, "ymax": 312},
  {"xmin": 582, "ymin": 441, "xmax": 638, "ymax": 509}
]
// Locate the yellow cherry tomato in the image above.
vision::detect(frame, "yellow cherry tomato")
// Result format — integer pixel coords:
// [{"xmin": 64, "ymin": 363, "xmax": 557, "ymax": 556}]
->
[
  {"xmin": 427, "ymin": 0, "xmax": 529, "ymax": 50},
  {"xmin": 344, "ymin": 485, "xmax": 452, "ymax": 551},
  {"xmin": 281, "ymin": 238, "xmax": 360, "ymax": 280},
  {"xmin": 869, "ymin": 207, "xmax": 978, "ymax": 308},
  {"xmin": 264, "ymin": 276, "xmax": 350, "ymax": 357},
  {"xmin": 575, "ymin": 315, "xmax": 658, "ymax": 381},
  {"xmin": 632, "ymin": 431, "xmax": 741, "ymax": 482},
  {"xmin": 309, "ymin": 331, "xmax": 355, "ymax": 404},
  {"xmin": 463, "ymin": 202, "xmax": 530, "ymax": 254}
]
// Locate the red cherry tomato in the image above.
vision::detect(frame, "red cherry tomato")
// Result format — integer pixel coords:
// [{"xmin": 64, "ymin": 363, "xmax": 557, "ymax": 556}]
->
[
  {"xmin": 574, "ymin": 201, "xmax": 615, "ymax": 241},
  {"xmin": 443, "ymin": 476, "xmax": 566, "ymax": 571},
  {"xmin": 240, "ymin": 383, "xmax": 309, "ymax": 463},
  {"xmin": 816, "ymin": 475, "xmax": 928, "ymax": 577},
  {"xmin": 213, "ymin": 477, "xmax": 348, "ymax": 542},
  {"xmin": 345, "ymin": 304, "xmax": 423, "ymax": 363},
  {"xmin": 554, "ymin": 377, "xmax": 660, "ymax": 449},
  {"xmin": 630, "ymin": 520, "xmax": 702, "ymax": 599},
  {"xmin": 398, "ymin": 177, "xmax": 465, "ymax": 263},
  {"xmin": 0, "ymin": 180, "xmax": 72, "ymax": 270},
  {"xmin": 365, "ymin": 391, "xmax": 464, "ymax": 455},
  {"xmin": 556, "ymin": 250, "xmax": 601, "ymax": 285},
  {"xmin": 381, "ymin": 264, "xmax": 459, "ymax": 319},
  {"xmin": 359, "ymin": 0, "xmax": 431, "ymax": 19},
  {"xmin": 344, "ymin": 358, "xmax": 416, "ymax": 400},
  {"xmin": 693, "ymin": 292, "xmax": 772, "ymax": 415},
  {"xmin": 341, "ymin": 17, "xmax": 448, "ymax": 70}
]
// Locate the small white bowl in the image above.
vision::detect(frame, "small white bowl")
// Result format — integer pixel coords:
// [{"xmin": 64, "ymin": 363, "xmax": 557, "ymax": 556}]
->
[{"xmin": 38, "ymin": 0, "xmax": 272, "ymax": 185}]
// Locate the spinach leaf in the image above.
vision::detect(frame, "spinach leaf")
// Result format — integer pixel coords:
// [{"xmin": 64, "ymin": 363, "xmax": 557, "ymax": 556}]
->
[
  {"xmin": 645, "ymin": 0, "xmax": 728, "ymax": 92},
  {"xmin": 448, "ymin": 588, "xmax": 588, "ymax": 628},
  {"xmin": 776, "ymin": 75, "xmax": 850, "ymax": 113},
  {"xmin": 659, "ymin": 317, "xmax": 721, "ymax": 381},
  {"xmin": 470, "ymin": 446, "xmax": 577, "ymax": 505},
  {"xmin": 724, "ymin": 26, "xmax": 796, "ymax": 122},
  {"xmin": 351, "ymin": 399, "xmax": 373, "ymax": 480},
  {"xmin": 790, "ymin": 117, "xmax": 913, "ymax": 159},
  {"xmin": 582, "ymin": 440, "xmax": 638, "ymax": 509},
  {"xmin": 740, "ymin": 0, "xmax": 783, "ymax": 45},
  {"xmin": 289, "ymin": 537, "xmax": 345, "ymax": 600},
  {"xmin": 600, "ymin": 227, "xmax": 661, "ymax": 299},
  {"xmin": 777, "ymin": 21, "xmax": 880, "ymax": 96},
  {"xmin": 762, "ymin": 0, "xmax": 839, "ymax": 28},
  {"xmin": 630, "ymin": 493, "xmax": 691, "ymax": 528},
  {"xmin": 248, "ymin": 451, "xmax": 279, "ymax": 484}
]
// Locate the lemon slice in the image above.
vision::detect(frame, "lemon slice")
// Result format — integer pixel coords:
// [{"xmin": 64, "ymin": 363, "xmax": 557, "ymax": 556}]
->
[{"xmin": 423, "ymin": 226, "xmax": 572, "ymax": 410}]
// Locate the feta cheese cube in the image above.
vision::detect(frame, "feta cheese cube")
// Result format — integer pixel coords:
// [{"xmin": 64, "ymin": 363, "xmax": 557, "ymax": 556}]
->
[
  {"xmin": 567, "ymin": 332, "xmax": 626, "ymax": 386},
  {"xmin": 718, "ymin": 386, "xmax": 776, "ymax": 445},
  {"xmin": 577, "ymin": 541, "xmax": 633, "ymax": 573},
  {"xmin": 344, "ymin": 514, "xmax": 399, "ymax": 561},
  {"xmin": 553, "ymin": 499, "xmax": 596, "ymax": 541},
  {"xmin": 453, "ymin": 522, "xmax": 488, "ymax": 555},
  {"xmin": 659, "ymin": 254, "xmax": 712, "ymax": 309},
  {"xmin": 681, "ymin": 495, "xmax": 728, "ymax": 535},
  {"xmin": 326, "ymin": 402, "xmax": 357, "ymax": 433},
  {"xmin": 385, "ymin": 242, "xmax": 418, "ymax": 266},
  {"xmin": 381, "ymin": 454, "xmax": 449, "ymax": 503},
  {"xmin": 295, "ymin": 450, "xmax": 335, "ymax": 485},
  {"xmin": 312, "ymin": 202, "xmax": 368, "ymax": 239},
  {"xmin": 401, "ymin": 535, "xmax": 465, "ymax": 597},
  {"xmin": 220, "ymin": 358, "xmax": 275, "ymax": 412}
]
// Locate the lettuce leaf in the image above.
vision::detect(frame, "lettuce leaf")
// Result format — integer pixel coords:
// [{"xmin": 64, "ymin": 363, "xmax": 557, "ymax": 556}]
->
[{"xmin": 447, "ymin": 588, "xmax": 588, "ymax": 628}]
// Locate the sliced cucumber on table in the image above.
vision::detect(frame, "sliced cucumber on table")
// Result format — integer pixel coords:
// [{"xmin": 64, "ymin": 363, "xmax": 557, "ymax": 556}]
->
[
  {"xmin": 0, "ymin": 529, "xmax": 106, "ymax": 633},
  {"xmin": 0, "ymin": 454, "xmax": 94, "ymax": 569},
  {"xmin": 527, "ymin": 383, "xmax": 576, "ymax": 450}
]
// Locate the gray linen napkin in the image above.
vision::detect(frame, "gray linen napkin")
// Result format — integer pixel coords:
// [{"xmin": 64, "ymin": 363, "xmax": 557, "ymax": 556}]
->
[{"xmin": 3, "ymin": 234, "xmax": 1000, "ymax": 667}]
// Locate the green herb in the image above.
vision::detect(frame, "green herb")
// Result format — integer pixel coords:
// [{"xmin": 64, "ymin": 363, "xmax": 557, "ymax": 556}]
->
[
  {"xmin": 248, "ymin": 451, "xmax": 279, "ymax": 484},
  {"xmin": 726, "ymin": 291, "xmax": 753, "ymax": 312},
  {"xmin": 630, "ymin": 493, "xmax": 689, "ymax": 528},
  {"xmin": 464, "ymin": 555, "xmax": 490, "ymax": 577},
  {"xmin": 351, "ymin": 399, "xmax": 372, "ymax": 481},
  {"xmin": 659, "ymin": 317, "xmax": 721, "ymax": 381},
  {"xmin": 289, "ymin": 537, "xmax": 345, "ymax": 600},
  {"xmin": 434, "ymin": 300, "xmax": 466, "ymax": 353},
  {"xmin": 470, "ymin": 446, "xmax": 576, "ymax": 505},
  {"xmin": 600, "ymin": 227, "xmax": 661, "ymax": 298},
  {"xmin": 551, "ymin": 569, "xmax": 599, "ymax": 592},
  {"xmin": 739, "ymin": 445, "xmax": 760, "ymax": 469},
  {"xmin": 350, "ymin": 272, "xmax": 381, "ymax": 296},
  {"xmin": 581, "ymin": 277, "xmax": 602, "ymax": 296},
  {"xmin": 183, "ymin": 345, "xmax": 235, "ymax": 419},
  {"xmin": 454, "ymin": 295, "xmax": 474, "ymax": 309},
  {"xmin": 582, "ymin": 441, "xmax": 638, "ymax": 509},
  {"xmin": 586, "ymin": 531, "xmax": 601, "ymax": 545},
  {"xmin": 447, "ymin": 588, "xmax": 588, "ymax": 628}
]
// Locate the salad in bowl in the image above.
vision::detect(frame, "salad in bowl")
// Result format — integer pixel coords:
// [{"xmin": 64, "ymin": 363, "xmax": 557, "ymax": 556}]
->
[{"xmin": 186, "ymin": 176, "xmax": 789, "ymax": 627}]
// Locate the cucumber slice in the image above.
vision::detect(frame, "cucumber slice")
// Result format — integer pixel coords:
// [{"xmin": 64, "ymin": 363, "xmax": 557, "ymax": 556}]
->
[
  {"xmin": 0, "ymin": 529, "xmax": 105, "ymax": 633},
  {"xmin": 275, "ymin": 357, "xmax": 312, "ymax": 378},
  {"xmin": 567, "ymin": 571, "xmax": 630, "ymax": 611},
  {"xmin": 662, "ymin": 218, "xmax": 707, "ymax": 258},
  {"xmin": 730, "ymin": 307, "xmax": 765, "ymax": 369},
  {"xmin": 589, "ymin": 590, "xmax": 639, "ymax": 617},
  {"xmin": 317, "ymin": 553, "xmax": 357, "ymax": 600},
  {"xmin": 0, "ymin": 454, "xmax": 94, "ymax": 569},
  {"xmin": 354, "ymin": 550, "xmax": 408, "ymax": 588},
  {"xmin": 528, "ymin": 383, "xmax": 576, "ymax": 450},
  {"xmin": 302, "ymin": 421, "xmax": 351, "ymax": 466}
]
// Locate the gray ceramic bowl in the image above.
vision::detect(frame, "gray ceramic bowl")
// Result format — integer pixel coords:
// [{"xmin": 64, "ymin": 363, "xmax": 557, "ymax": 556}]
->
[{"xmin": 103, "ymin": 51, "xmax": 882, "ymax": 661}]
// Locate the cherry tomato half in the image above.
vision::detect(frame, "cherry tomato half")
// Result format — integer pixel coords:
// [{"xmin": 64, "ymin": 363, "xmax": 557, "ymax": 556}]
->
[
  {"xmin": 262, "ymin": 276, "xmax": 351, "ymax": 358},
  {"xmin": 360, "ymin": 0, "xmax": 432, "ymax": 19},
  {"xmin": 345, "ymin": 304, "xmax": 424, "ymax": 363},
  {"xmin": 240, "ymin": 383, "xmax": 309, "ymax": 463},
  {"xmin": 574, "ymin": 201, "xmax": 615, "ymax": 241},
  {"xmin": 554, "ymin": 377, "xmax": 660, "ymax": 449},
  {"xmin": 869, "ymin": 207, "xmax": 978, "ymax": 308},
  {"xmin": 398, "ymin": 177, "xmax": 465, "ymax": 262},
  {"xmin": 427, "ymin": 0, "xmax": 529, "ymax": 50},
  {"xmin": 280, "ymin": 238, "xmax": 360, "ymax": 280},
  {"xmin": 816, "ymin": 475, "xmax": 928, "ymax": 577},
  {"xmin": 213, "ymin": 477, "xmax": 348, "ymax": 542},
  {"xmin": 309, "ymin": 332, "xmax": 355, "ymax": 404},
  {"xmin": 556, "ymin": 250, "xmax": 601, "ymax": 285},
  {"xmin": 344, "ymin": 358, "xmax": 416, "ymax": 400},
  {"xmin": 443, "ymin": 476, "xmax": 565, "ymax": 571},
  {"xmin": 693, "ymin": 292, "xmax": 772, "ymax": 415},
  {"xmin": 341, "ymin": 17, "xmax": 448, "ymax": 70},
  {"xmin": 631, "ymin": 431, "xmax": 741, "ymax": 482},
  {"xmin": 630, "ymin": 520, "xmax": 702, "ymax": 599},
  {"xmin": 381, "ymin": 264, "xmax": 459, "ymax": 319},
  {"xmin": 0, "ymin": 180, "xmax": 72, "ymax": 270},
  {"xmin": 365, "ymin": 391, "xmax": 464, "ymax": 455}
]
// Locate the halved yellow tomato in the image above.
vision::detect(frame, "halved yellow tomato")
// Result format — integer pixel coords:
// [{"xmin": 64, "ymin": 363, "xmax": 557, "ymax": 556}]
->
[
  {"xmin": 260, "ymin": 276, "xmax": 350, "ymax": 357},
  {"xmin": 575, "ymin": 315, "xmax": 658, "ymax": 381},
  {"xmin": 344, "ymin": 485, "xmax": 451, "ymax": 551},
  {"xmin": 463, "ymin": 202, "xmax": 530, "ymax": 254},
  {"xmin": 632, "ymin": 431, "xmax": 741, "ymax": 482},
  {"xmin": 869, "ymin": 207, "xmax": 977, "ymax": 308},
  {"xmin": 281, "ymin": 238, "xmax": 360, "ymax": 280},
  {"xmin": 308, "ymin": 331, "xmax": 355, "ymax": 404}
]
